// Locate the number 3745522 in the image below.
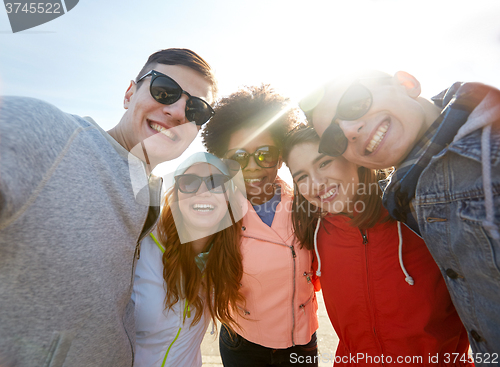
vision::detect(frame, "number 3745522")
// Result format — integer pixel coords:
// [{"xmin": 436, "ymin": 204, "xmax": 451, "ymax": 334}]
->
[{"xmin": 5, "ymin": 3, "xmax": 62, "ymax": 14}]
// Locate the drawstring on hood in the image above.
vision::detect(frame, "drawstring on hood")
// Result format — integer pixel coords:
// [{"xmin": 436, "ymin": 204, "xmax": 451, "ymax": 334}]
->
[
  {"xmin": 313, "ymin": 217, "xmax": 415, "ymax": 285},
  {"xmin": 452, "ymin": 89, "xmax": 500, "ymax": 240},
  {"xmin": 397, "ymin": 222, "xmax": 415, "ymax": 285},
  {"xmin": 313, "ymin": 218, "xmax": 322, "ymax": 277}
]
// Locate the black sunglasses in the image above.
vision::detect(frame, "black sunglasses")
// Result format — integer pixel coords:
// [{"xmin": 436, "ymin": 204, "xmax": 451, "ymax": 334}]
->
[
  {"xmin": 318, "ymin": 77, "xmax": 391, "ymax": 157},
  {"xmin": 137, "ymin": 70, "xmax": 215, "ymax": 126},
  {"xmin": 224, "ymin": 146, "xmax": 280, "ymax": 170},
  {"xmin": 175, "ymin": 174, "xmax": 231, "ymax": 194}
]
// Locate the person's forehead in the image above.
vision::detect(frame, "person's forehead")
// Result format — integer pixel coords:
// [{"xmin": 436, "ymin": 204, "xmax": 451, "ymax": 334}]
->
[
  {"xmin": 288, "ymin": 142, "xmax": 321, "ymax": 173},
  {"xmin": 153, "ymin": 63, "xmax": 213, "ymax": 104},
  {"xmin": 227, "ymin": 127, "xmax": 275, "ymax": 151},
  {"xmin": 310, "ymin": 82, "xmax": 351, "ymax": 133},
  {"xmin": 184, "ymin": 163, "xmax": 222, "ymax": 175}
]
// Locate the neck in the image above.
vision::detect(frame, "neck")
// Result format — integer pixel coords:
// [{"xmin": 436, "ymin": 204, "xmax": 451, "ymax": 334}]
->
[
  {"xmin": 417, "ymin": 97, "xmax": 442, "ymax": 140},
  {"xmin": 107, "ymin": 125, "xmax": 128, "ymax": 151},
  {"xmin": 191, "ymin": 235, "xmax": 212, "ymax": 255},
  {"xmin": 248, "ymin": 182, "xmax": 276, "ymax": 206},
  {"xmin": 107, "ymin": 125, "xmax": 155, "ymax": 175}
]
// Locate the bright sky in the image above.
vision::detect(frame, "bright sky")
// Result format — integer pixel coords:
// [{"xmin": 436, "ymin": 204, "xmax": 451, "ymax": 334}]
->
[{"xmin": 1, "ymin": 0, "xmax": 500, "ymax": 181}]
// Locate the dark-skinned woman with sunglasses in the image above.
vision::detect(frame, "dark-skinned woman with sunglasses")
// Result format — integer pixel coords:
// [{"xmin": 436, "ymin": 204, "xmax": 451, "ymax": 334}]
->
[
  {"xmin": 131, "ymin": 152, "xmax": 247, "ymax": 367},
  {"xmin": 202, "ymin": 85, "xmax": 319, "ymax": 367}
]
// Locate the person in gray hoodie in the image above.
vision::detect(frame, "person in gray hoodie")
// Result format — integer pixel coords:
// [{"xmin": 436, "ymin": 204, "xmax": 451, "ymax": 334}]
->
[{"xmin": 0, "ymin": 48, "xmax": 217, "ymax": 367}]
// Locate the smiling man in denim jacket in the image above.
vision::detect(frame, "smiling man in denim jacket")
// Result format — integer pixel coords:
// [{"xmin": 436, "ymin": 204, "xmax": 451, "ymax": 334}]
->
[{"xmin": 304, "ymin": 70, "xmax": 500, "ymax": 359}]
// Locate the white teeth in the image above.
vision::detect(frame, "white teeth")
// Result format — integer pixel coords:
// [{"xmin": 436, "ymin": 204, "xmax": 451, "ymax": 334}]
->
[
  {"xmin": 319, "ymin": 187, "xmax": 337, "ymax": 200},
  {"xmin": 366, "ymin": 121, "xmax": 389, "ymax": 153},
  {"xmin": 193, "ymin": 204, "xmax": 215, "ymax": 212},
  {"xmin": 149, "ymin": 122, "xmax": 177, "ymax": 141},
  {"xmin": 245, "ymin": 178, "xmax": 262, "ymax": 183}
]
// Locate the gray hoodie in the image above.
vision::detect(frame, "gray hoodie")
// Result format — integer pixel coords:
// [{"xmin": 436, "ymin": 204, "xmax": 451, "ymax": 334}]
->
[{"xmin": 0, "ymin": 97, "xmax": 160, "ymax": 367}]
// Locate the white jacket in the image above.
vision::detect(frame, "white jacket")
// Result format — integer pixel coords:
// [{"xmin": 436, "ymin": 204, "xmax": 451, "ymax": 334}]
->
[{"xmin": 131, "ymin": 235, "xmax": 209, "ymax": 367}]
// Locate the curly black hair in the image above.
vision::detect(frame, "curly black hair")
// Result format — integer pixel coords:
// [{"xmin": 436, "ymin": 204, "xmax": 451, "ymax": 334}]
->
[{"xmin": 202, "ymin": 84, "xmax": 303, "ymax": 157}]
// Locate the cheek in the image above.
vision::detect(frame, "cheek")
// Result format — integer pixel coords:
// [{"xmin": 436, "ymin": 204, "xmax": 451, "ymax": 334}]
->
[
  {"xmin": 312, "ymin": 119, "xmax": 328, "ymax": 137},
  {"xmin": 177, "ymin": 194, "xmax": 191, "ymax": 214},
  {"xmin": 296, "ymin": 181, "xmax": 311, "ymax": 198},
  {"xmin": 177, "ymin": 202, "xmax": 189, "ymax": 218},
  {"xmin": 172, "ymin": 122, "xmax": 198, "ymax": 141},
  {"xmin": 215, "ymin": 196, "xmax": 228, "ymax": 209},
  {"xmin": 342, "ymin": 148, "xmax": 365, "ymax": 167}
]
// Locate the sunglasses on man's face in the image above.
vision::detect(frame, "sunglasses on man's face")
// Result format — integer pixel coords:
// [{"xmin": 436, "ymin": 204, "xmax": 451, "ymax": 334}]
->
[
  {"xmin": 317, "ymin": 82, "xmax": 373, "ymax": 157},
  {"xmin": 317, "ymin": 77, "xmax": 393, "ymax": 157},
  {"xmin": 175, "ymin": 174, "xmax": 231, "ymax": 194},
  {"xmin": 137, "ymin": 70, "xmax": 215, "ymax": 126},
  {"xmin": 224, "ymin": 146, "xmax": 280, "ymax": 170}
]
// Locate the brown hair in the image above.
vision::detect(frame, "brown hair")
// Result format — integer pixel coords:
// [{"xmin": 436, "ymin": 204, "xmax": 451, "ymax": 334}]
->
[
  {"xmin": 282, "ymin": 126, "xmax": 392, "ymax": 250},
  {"xmin": 156, "ymin": 186, "xmax": 244, "ymax": 331},
  {"xmin": 201, "ymin": 84, "xmax": 303, "ymax": 157},
  {"xmin": 135, "ymin": 48, "xmax": 218, "ymax": 101}
]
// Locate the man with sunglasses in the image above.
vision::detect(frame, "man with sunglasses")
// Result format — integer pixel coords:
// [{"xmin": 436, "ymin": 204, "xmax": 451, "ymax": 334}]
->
[
  {"xmin": 0, "ymin": 48, "xmax": 216, "ymax": 367},
  {"xmin": 304, "ymin": 70, "xmax": 500, "ymax": 359}
]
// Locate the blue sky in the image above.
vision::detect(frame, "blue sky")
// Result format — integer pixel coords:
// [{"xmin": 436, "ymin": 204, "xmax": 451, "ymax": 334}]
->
[{"xmin": 1, "ymin": 0, "xmax": 500, "ymax": 177}]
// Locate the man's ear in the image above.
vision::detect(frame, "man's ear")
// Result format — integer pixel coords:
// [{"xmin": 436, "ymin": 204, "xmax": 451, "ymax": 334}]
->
[
  {"xmin": 124, "ymin": 81, "xmax": 136, "ymax": 109},
  {"xmin": 394, "ymin": 71, "xmax": 421, "ymax": 99}
]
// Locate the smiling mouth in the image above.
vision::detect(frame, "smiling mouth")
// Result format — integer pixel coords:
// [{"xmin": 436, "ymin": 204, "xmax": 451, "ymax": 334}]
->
[
  {"xmin": 192, "ymin": 204, "xmax": 215, "ymax": 212},
  {"xmin": 244, "ymin": 178, "xmax": 264, "ymax": 184},
  {"xmin": 365, "ymin": 120, "xmax": 390, "ymax": 154},
  {"xmin": 319, "ymin": 186, "xmax": 338, "ymax": 200},
  {"xmin": 149, "ymin": 121, "xmax": 178, "ymax": 141}
]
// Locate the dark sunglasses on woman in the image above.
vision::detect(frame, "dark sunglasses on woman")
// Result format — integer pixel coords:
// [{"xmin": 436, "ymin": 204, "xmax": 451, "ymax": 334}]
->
[
  {"xmin": 175, "ymin": 174, "xmax": 231, "ymax": 194},
  {"xmin": 317, "ymin": 77, "xmax": 391, "ymax": 157},
  {"xmin": 137, "ymin": 70, "xmax": 215, "ymax": 126},
  {"xmin": 224, "ymin": 145, "xmax": 280, "ymax": 170}
]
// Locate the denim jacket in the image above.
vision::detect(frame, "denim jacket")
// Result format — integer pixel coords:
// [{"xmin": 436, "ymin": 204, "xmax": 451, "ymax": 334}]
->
[{"xmin": 413, "ymin": 91, "xmax": 500, "ymax": 359}]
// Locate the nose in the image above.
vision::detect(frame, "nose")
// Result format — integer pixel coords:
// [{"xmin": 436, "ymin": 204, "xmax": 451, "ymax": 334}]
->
[
  {"xmin": 338, "ymin": 120, "xmax": 365, "ymax": 142},
  {"xmin": 196, "ymin": 181, "xmax": 212, "ymax": 196},
  {"xmin": 244, "ymin": 154, "xmax": 260, "ymax": 171},
  {"xmin": 312, "ymin": 173, "xmax": 329, "ymax": 192},
  {"xmin": 162, "ymin": 96, "xmax": 188, "ymax": 125}
]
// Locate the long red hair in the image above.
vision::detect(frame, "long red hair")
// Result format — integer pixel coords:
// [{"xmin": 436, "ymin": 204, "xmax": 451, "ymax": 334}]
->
[{"xmin": 156, "ymin": 186, "xmax": 245, "ymax": 331}]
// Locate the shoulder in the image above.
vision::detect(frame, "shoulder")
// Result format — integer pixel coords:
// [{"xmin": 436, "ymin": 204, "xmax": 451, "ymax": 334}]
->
[
  {"xmin": 136, "ymin": 235, "xmax": 164, "ymax": 276},
  {"xmin": 0, "ymin": 97, "xmax": 88, "ymax": 221},
  {"xmin": 0, "ymin": 96, "xmax": 85, "ymax": 131},
  {"xmin": 0, "ymin": 96, "xmax": 100, "ymax": 158}
]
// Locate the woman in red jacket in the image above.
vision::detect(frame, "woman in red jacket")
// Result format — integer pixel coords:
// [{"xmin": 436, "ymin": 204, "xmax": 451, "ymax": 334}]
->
[{"xmin": 283, "ymin": 126, "xmax": 472, "ymax": 366}]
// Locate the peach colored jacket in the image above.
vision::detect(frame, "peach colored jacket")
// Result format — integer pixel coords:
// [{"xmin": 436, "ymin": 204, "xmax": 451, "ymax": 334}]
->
[{"xmin": 233, "ymin": 193, "xmax": 318, "ymax": 348}]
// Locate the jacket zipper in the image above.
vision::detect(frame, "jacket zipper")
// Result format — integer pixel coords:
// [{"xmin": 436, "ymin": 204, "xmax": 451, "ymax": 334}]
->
[
  {"xmin": 298, "ymin": 290, "xmax": 315, "ymax": 314},
  {"xmin": 160, "ymin": 301, "xmax": 190, "ymax": 367},
  {"xmin": 242, "ymin": 234, "xmax": 297, "ymax": 346},
  {"xmin": 359, "ymin": 229, "xmax": 368, "ymax": 244},
  {"xmin": 361, "ymin": 229, "xmax": 384, "ymax": 362},
  {"xmin": 303, "ymin": 272, "xmax": 313, "ymax": 284},
  {"xmin": 125, "ymin": 183, "xmax": 162, "ymax": 366}
]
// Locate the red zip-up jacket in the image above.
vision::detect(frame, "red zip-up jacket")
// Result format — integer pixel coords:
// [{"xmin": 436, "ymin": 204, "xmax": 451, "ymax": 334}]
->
[{"xmin": 316, "ymin": 209, "xmax": 471, "ymax": 366}]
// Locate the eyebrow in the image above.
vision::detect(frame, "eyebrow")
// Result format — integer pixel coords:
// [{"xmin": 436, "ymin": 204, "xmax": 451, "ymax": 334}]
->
[{"xmin": 291, "ymin": 153, "xmax": 327, "ymax": 178}]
